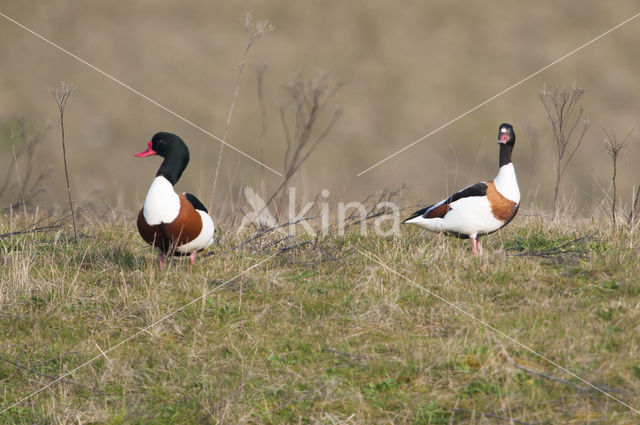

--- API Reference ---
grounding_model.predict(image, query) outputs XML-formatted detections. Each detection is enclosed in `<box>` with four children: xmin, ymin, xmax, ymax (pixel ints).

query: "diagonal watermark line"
<box><xmin>0</xmin><ymin>251</ymin><xmax>279</xmax><ymax>415</ymax></box>
<box><xmin>357</xmin><ymin>248</ymin><xmax>640</xmax><ymax>415</ymax></box>
<box><xmin>0</xmin><ymin>11</ymin><xmax>283</xmax><ymax>177</ymax></box>
<box><xmin>356</xmin><ymin>11</ymin><xmax>640</xmax><ymax>177</ymax></box>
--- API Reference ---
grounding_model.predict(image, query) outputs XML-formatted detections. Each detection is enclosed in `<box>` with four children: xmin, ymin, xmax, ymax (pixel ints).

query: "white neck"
<box><xmin>494</xmin><ymin>163</ymin><xmax>520</xmax><ymax>203</ymax></box>
<box><xmin>143</xmin><ymin>176</ymin><xmax>180</xmax><ymax>225</ymax></box>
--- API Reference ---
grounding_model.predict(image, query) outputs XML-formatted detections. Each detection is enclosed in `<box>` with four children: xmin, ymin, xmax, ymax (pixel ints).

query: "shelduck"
<box><xmin>135</xmin><ymin>132</ymin><xmax>214</xmax><ymax>269</ymax></box>
<box><xmin>403</xmin><ymin>123</ymin><xmax>520</xmax><ymax>255</ymax></box>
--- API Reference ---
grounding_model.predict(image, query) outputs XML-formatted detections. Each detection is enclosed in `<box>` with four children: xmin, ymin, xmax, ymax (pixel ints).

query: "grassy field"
<box><xmin>2</xmin><ymin>2</ymin><xmax>640</xmax><ymax>423</ymax></box>
<box><xmin>1</xmin><ymin>210</ymin><xmax>640</xmax><ymax>424</ymax></box>
<box><xmin>2</xmin><ymin>1</ymin><xmax>640</xmax><ymax>214</ymax></box>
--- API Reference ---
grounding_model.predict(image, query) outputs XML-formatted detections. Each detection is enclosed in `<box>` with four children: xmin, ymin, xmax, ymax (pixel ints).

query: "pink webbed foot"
<box><xmin>158</xmin><ymin>252</ymin><xmax>165</xmax><ymax>270</ymax></box>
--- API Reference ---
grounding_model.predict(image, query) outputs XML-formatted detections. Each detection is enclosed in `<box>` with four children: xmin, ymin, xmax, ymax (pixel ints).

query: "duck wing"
<box><xmin>184</xmin><ymin>193</ymin><xmax>208</xmax><ymax>213</ymax></box>
<box><xmin>404</xmin><ymin>182</ymin><xmax>488</xmax><ymax>221</ymax></box>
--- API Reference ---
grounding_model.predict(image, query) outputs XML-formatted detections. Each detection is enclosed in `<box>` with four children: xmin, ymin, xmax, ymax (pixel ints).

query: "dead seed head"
<box><xmin>602</xmin><ymin>127</ymin><xmax>635</xmax><ymax>157</ymax></box>
<box><xmin>51</xmin><ymin>81</ymin><xmax>76</xmax><ymax>112</ymax></box>
<box><xmin>243</xmin><ymin>11</ymin><xmax>274</xmax><ymax>43</ymax></box>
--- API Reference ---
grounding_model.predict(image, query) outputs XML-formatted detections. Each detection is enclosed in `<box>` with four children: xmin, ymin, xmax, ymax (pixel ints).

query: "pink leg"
<box><xmin>158</xmin><ymin>252</ymin><xmax>165</xmax><ymax>270</ymax></box>
<box><xmin>470</xmin><ymin>237</ymin><xmax>478</xmax><ymax>255</ymax></box>
<box><xmin>189</xmin><ymin>251</ymin><xmax>196</xmax><ymax>272</ymax></box>
<box><xmin>477</xmin><ymin>239</ymin><xmax>483</xmax><ymax>255</ymax></box>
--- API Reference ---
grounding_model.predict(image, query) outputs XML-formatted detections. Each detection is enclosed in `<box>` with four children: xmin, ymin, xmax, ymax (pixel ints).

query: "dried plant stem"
<box><xmin>256</xmin><ymin>62</ymin><xmax>269</xmax><ymax>196</ymax></box>
<box><xmin>602</xmin><ymin>127</ymin><xmax>634</xmax><ymax>228</ymax></box>
<box><xmin>260</xmin><ymin>72</ymin><xmax>343</xmax><ymax>216</ymax></box>
<box><xmin>267</xmin><ymin>109</ymin><xmax>341</xmax><ymax>213</ymax></box>
<box><xmin>204</xmin><ymin>214</ymin><xmax>320</xmax><ymax>257</ymax></box>
<box><xmin>51</xmin><ymin>81</ymin><xmax>77</xmax><ymax>242</ymax></box>
<box><xmin>630</xmin><ymin>185</ymin><xmax>640</xmax><ymax>226</ymax></box>
<box><xmin>209</xmin><ymin>12</ymin><xmax>273</xmax><ymax>213</ymax></box>
<box><xmin>538</xmin><ymin>83</ymin><xmax>590</xmax><ymax>220</ymax></box>
<box><xmin>11</xmin><ymin>144</ymin><xmax>27</xmax><ymax>217</ymax></box>
<box><xmin>611</xmin><ymin>160</ymin><xmax>618</xmax><ymax>227</ymax></box>
<box><xmin>0</xmin><ymin>354</ymin><xmax>99</xmax><ymax>394</ymax></box>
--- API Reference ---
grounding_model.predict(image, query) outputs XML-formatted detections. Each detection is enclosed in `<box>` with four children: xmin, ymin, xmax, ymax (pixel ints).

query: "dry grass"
<box><xmin>1</xmin><ymin>210</ymin><xmax>639</xmax><ymax>424</ymax></box>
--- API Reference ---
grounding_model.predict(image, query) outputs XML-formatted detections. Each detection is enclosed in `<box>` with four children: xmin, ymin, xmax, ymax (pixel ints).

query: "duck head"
<box><xmin>135</xmin><ymin>132</ymin><xmax>190</xmax><ymax>185</ymax></box>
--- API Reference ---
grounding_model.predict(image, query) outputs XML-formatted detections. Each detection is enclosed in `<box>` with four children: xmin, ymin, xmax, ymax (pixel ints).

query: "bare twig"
<box><xmin>631</xmin><ymin>184</ymin><xmax>640</xmax><ymax>226</ymax></box>
<box><xmin>538</xmin><ymin>83</ymin><xmax>590</xmax><ymax>220</ymax></box>
<box><xmin>209</xmin><ymin>12</ymin><xmax>273</xmax><ymax>212</ymax></box>
<box><xmin>0</xmin><ymin>223</ymin><xmax>63</xmax><ymax>239</ymax></box>
<box><xmin>602</xmin><ymin>127</ymin><xmax>634</xmax><ymax>228</ymax></box>
<box><xmin>511</xmin><ymin>234</ymin><xmax>593</xmax><ymax>258</ymax></box>
<box><xmin>255</xmin><ymin>61</ymin><xmax>270</xmax><ymax>194</ymax></box>
<box><xmin>515</xmin><ymin>363</ymin><xmax>589</xmax><ymax>393</ymax></box>
<box><xmin>260</xmin><ymin>72</ymin><xmax>343</xmax><ymax>215</ymax></box>
<box><xmin>514</xmin><ymin>363</ymin><xmax>630</xmax><ymax>396</ymax></box>
<box><xmin>0</xmin><ymin>354</ymin><xmax>102</xmax><ymax>394</ymax></box>
<box><xmin>343</xmin><ymin>186</ymin><xmax>408</xmax><ymax>229</ymax></box>
<box><xmin>0</xmin><ymin>211</ymin><xmax>70</xmax><ymax>241</ymax></box>
<box><xmin>32</xmin><ymin>351</ymin><xmax>81</xmax><ymax>367</ymax></box>
<box><xmin>277</xmin><ymin>240</ymin><xmax>314</xmax><ymax>254</ymax></box>
<box><xmin>203</xmin><ymin>215</ymin><xmax>321</xmax><ymax>257</ymax></box>
<box><xmin>262</xmin><ymin>235</ymin><xmax>294</xmax><ymax>249</ymax></box>
<box><xmin>51</xmin><ymin>81</ymin><xmax>77</xmax><ymax>242</ymax></box>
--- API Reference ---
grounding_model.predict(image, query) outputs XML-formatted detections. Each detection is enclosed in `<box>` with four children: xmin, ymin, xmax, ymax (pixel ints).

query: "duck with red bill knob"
<box><xmin>135</xmin><ymin>132</ymin><xmax>215</xmax><ymax>270</ymax></box>
<box><xmin>403</xmin><ymin>123</ymin><xmax>520</xmax><ymax>255</ymax></box>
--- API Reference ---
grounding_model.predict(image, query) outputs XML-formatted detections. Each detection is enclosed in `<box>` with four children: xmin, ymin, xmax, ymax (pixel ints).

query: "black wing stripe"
<box><xmin>403</xmin><ymin>205</ymin><xmax>431</xmax><ymax>223</ymax></box>
<box><xmin>184</xmin><ymin>193</ymin><xmax>208</xmax><ymax>213</ymax></box>
<box><xmin>403</xmin><ymin>182</ymin><xmax>488</xmax><ymax>223</ymax></box>
<box><xmin>449</xmin><ymin>182</ymin><xmax>488</xmax><ymax>203</ymax></box>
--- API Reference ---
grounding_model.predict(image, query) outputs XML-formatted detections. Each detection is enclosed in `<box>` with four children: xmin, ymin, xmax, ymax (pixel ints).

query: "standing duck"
<box><xmin>403</xmin><ymin>123</ymin><xmax>520</xmax><ymax>255</ymax></box>
<box><xmin>135</xmin><ymin>132</ymin><xmax>214</xmax><ymax>269</ymax></box>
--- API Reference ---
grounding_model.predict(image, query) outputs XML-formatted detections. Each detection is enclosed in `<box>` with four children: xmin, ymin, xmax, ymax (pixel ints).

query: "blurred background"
<box><xmin>1</xmin><ymin>0</ymin><xmax>639</xmax><ymax>221</ymax></box>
